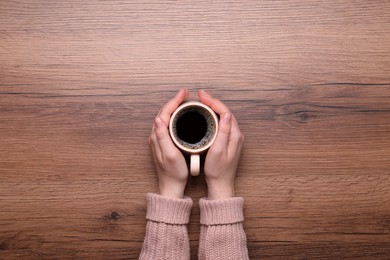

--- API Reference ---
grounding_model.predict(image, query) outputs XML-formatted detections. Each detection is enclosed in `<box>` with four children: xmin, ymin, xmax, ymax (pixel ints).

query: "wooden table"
<box><xmin>1</xmin><ymin>1</ymin><xmax>389</xmax><ymax>259</ymax></box>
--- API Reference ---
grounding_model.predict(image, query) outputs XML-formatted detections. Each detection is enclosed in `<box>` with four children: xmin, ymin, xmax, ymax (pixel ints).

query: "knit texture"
<box><xmin>139</xmin><ymin>193</ymin><xmax>193</xmax><ymax>260</ymax></box>
<box><xmin>140</xmin><ymin>194</ymin><xmax>249</xmax><ymax>260</ymax></box>
<box><xmin>198</xmin><ymin>197</ymin><xmax>249</xmax><ymax>260</ymax></box>
<box><xmin>146</xmin><ymin>193</ymin><xmax>193</xmax><ymax>224</ymax></box>
<box><xmin>199</xmin><ymin>197</ymin><xmax>244</xmax><ymax>225</ymax></box>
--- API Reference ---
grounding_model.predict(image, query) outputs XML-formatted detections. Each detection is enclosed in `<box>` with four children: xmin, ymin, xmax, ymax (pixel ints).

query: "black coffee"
<box><xmin>176</xmin><ymin>111</ymin><xmax>207</xmax><ymax>144</ymax></box>
<box><xmin>171</xmin><ymin>105</ymin><xmax>216</xmax><ymax>150</ymax></box>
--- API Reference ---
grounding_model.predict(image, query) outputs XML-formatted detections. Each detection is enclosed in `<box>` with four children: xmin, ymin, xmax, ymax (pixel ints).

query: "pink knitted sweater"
<box><xmin>139</xmin><ymin>193</ymin><xmax>249</xmax><ymax>259</ymax></box>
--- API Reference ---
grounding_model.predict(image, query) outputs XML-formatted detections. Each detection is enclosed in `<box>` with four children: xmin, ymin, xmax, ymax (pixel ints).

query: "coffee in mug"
<box><xmin>169</xmin><ymin>101</ymin><xmax>219</xmax><ymax>176</ymax></box>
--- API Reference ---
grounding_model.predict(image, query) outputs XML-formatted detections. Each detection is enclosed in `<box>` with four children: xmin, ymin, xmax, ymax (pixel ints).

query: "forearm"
<box><xmin>198</xmin><ymin>197</ymin><xmax>249</xmax><ymax>260</ymax></box>
<box><xmin>140</xmin><ymin>193</ymin><xmax>192</xmax><ymax>260</ymax></box>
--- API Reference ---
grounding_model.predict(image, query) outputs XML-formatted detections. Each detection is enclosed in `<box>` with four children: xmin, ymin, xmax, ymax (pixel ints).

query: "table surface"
<box><xmin>1</xmin><ymin>1</ymin><xmax>390</xmax><ymax>259</ymax></box>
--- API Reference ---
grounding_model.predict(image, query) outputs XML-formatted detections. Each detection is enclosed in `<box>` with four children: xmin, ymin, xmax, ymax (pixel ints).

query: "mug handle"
<box><xmin>190</xmin><ymin>154</ymin><xmax>200</xmax><ymax>176</ymax></box>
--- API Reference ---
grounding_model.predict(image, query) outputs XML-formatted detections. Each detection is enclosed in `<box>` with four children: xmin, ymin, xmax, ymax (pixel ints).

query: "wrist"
<box><xmin>159</xmin><ymin>180</ymin><xmax>186</xmax><ymax>199</ymax></box>
<box><xmin>206</xmin><ymin>179</ymin><xmax>235</xmax><ymax>200</ymax></box>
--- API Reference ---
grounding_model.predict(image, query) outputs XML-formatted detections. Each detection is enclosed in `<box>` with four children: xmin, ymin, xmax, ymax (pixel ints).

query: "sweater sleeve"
<box><xmin>198</xmin><ymin>197</ymin><xmax>249</xmax><ymax>260</ymax></box>
<box><xmin>139</xmin><ymin>193</ymin><xmax>193</xmax><ymax>260</ymax></box>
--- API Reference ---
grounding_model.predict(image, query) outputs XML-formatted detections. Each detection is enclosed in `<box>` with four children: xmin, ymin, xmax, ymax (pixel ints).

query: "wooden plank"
<box><xmin>1</xmin><ymin>0</ymin><xmax>389</xmax><ymax>259</ymax></box>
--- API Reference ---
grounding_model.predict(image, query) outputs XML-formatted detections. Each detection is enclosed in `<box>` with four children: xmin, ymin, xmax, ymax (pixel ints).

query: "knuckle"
<box><xmin>156</xmin><ymin>156</ymin><xmax>164</xmax><ymax>165</ymax></box>
<box><xmin>240</xmin><ymin>133</ymin><xmax>245</xmax><ymax>143</ymax></box>
<box><xmin>153</xmin><ymin>125</ymin><xmax>162</xmax><ymax>135</ymax></box>
<box><xmin>150</xmin><ymin>133</ymin><xmax>157</xmax><ymax>143</ymax></box>
<box><xmin>155</xmin><ymin>129</ymin><xmax>165</xmax><ymax>140</ymax></box>
<box><xmin>164</xmin><ymin>150</ymin><xmax>179</xmax><ymax>162</ymax></box>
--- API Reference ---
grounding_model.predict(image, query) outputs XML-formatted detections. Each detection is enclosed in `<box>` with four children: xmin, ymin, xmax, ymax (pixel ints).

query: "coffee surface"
<box><xmin>172</xmin><ymin>106</ymin><xmax>216</xmax><ymax>150</ymax></box>
<box><xmin>176</xmin><ymin>111</ymin><xmax>207</xmax><ymax>144</ymax></box>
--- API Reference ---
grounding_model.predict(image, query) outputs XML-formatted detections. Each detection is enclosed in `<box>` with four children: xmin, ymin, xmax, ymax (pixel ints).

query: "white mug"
<box><xmin>169</xmin><ymin>101</ymin><xmax>219</xmax><ymax>176</ymax></box>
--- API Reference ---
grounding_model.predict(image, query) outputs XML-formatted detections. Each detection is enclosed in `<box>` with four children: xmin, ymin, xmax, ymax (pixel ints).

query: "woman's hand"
<box><xmin>149</xmin><ymin>89</ymin><xmax>189</xmax><ymax>199</ymax></box>
<box><xmin>198</xmin><ymin>90</ymin><xmax>244</xmax><ymax>200</ymax></box>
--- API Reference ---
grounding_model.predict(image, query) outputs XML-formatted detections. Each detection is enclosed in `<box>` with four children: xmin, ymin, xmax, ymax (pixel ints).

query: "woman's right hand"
<box><xmin>149</xmin><ymin>89</ymin><xmax>189</xmax><ymax>199</ymax></box>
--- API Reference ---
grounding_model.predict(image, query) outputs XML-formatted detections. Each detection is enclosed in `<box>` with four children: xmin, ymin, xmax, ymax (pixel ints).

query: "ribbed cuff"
<box><xmin>199</xmin><ymin>197</ymin><xmax>244</xmax><ymax>225</ymax></box>
<box><xmin>146</xmin><ymin>193</ymin><xmax>193</xmax><ymax>225</ymax></box>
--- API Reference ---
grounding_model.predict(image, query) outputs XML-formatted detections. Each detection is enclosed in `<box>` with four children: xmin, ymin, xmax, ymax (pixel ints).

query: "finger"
<box><xmin>149</xmin><ymin>120</ymin><xmax>156</xmax><ymax>149</ymax></box>
<box><xmin>198</xmin><ymin>90</ymin><xmax>230</xmax><ymax>115</ymax></box>
<box><xmin>149</xmin><ymin>135</ymin><xmax>159</xmax><ymax>165</ymax></box>
<box><xmin>158</xmin><ymin>88</ymin><xmax>188</xmax><ymax>125</ymax></box>
<box><xmin>154</xmin><ymin>117</ymin><xmax>180</xmax><ymax>161</ymax></box>
<box><xmin>228</xmin><ymin>115</ymin><xmax>244</xmax><ymax>155</ymax></box>
<box><xmin>209</xmin><ymin>112</ymin><xmax>232</xmax><ymax>156</ymax></box>
<box><xmin>150</xmin><ymin>124</ymin><xmax>162</xmax><ymax>162</ymax></box>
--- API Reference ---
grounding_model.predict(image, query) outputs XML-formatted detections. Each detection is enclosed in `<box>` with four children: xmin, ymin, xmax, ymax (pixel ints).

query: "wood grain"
<box><xmin>1</xmin><ymin>0</ymin><xmax>390</xmax><ymax>259</ymax></box>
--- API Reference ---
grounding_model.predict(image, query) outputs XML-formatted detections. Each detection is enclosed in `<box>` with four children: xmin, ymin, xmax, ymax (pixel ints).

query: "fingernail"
<box><xmin>223</xmin><ymin>112</ymin><xmax>231</xmax><ymax>123</ymax></box>
<box><xmin>183</xmin><ymin>88</ymin><xmax>189</xmax><ymax>98</ymax></box>
<box><xmin>155</xmin><ymin>117</ymin><xmax>164</xmax><ymax>128</ymax></box>
<box><xmin>200</xmin><ymin>90</ymin><xmax>210</xmax><ymax>96</ymax></box>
